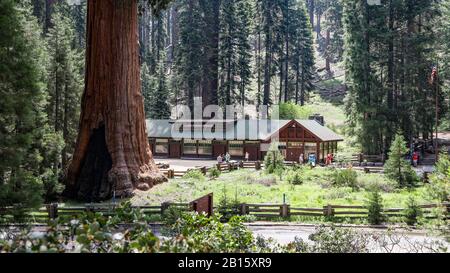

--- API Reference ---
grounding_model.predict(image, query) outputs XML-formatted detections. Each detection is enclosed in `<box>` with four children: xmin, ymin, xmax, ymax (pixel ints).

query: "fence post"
<box><xmin>161</xmin><ymin>202</ymin><xmax>171</xmax><ymax>216</ymax></box>
<box><xmin>168</xmin><ymin>169</ymin><xmax>174</xmax><ymax>179</ymax></box>
<box><xmin>85</xmin><ymin>204</ymin><xmax>93</xmax><ymax>213</ymax></box>
<box><xmin>323</xmin><ymin>204</ymin><xmax>334</xmax><ymax>217</ymax></box>
<box><xmin>240</xmin><ymin>204</ymin><xmax>249</xmax><ymax>215</ymax></box>
<box><xmin>281</xmin><ymin>204</ymin><xmax>290</xmax><ymax>218</ymax></box>
<box><xmin>46</xmin><ymin>203</ymin><xmax>58</xmax><ymax>220</ymax></box>
<box><xmin>255</xmin><ymin>161</ymin><xmax>261</xmax><ymax>170</ymax></box>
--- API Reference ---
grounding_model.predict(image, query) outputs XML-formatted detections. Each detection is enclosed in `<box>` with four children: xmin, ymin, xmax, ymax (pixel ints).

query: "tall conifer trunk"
<box><xmin>66</xmin><ymin>0</ymin><xmax>166</xmax><ymax>201</ymax></box>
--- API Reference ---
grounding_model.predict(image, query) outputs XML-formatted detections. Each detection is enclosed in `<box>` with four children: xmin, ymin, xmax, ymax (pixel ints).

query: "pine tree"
<box><xmin>142</xmin><ymin>63</ymin><xmax>155</xmax><ymax>119</ymax></box>
<box><xmin>260</xmin><ymin>0</ymin><xmax>275</xmax><ymax>106</ymax></box>
<box><xmin>199</xmin><ymin>0</ymin><xmax>221</xmax><ymax>107</ymax></box>
<box><xmin>46</xmin><ymin>3</ymin><xmax>83</xmax><ymax>168</ymax></box>
<box><xmin>142</xmin><ymin>62</ymin><xmax>171</xmax><ymax>119</ymax></box>
<box><xmin>0</xmin><ymin>0</ymin><xmax>61</xmax><ymax>208</ymax></box>
<box><xmin>219</xmin><ymin>0</ymin><xmax>238</xmax><ymax>106</ymax></box>
<box><xmin>343</xmin><ymin>0</ymin><xmax>443</xmax><ymax>155</ymax></box>
<box><xmin>290</xmin><ymin>2</ymin><xmax>315</xmax><ymax>105</ymax></box>
<box><xmin>175</xmin><ymin>0</ymin><xmax>205</xmax><ymax>110</ymax></box>
<box><xmin>366</xmin><ymin>190</ymin><xmax>384</xmax><ymax>225</ymax></box>
<box><xmin>218</xmin><ymin>0</ymin><xmax>253</xmax><ymax>106</ymax></box>
<box><xmin>69</xmin><ymin>1</ymin><xmax>87</xmax><ymax>49</ymax></box>
<box><xmin>323</xmin><ymin>0</ymin><xmax>344</xmax><ymax>68</ymax></box>
<box><xmin>384</xmin><ymin>132</ymin><xmax>417</xmax><ymax>188</ymax></box>
<box><xmin>235</xmin><ymin>0</ymin><xmax>253</xmax><ymax>106</ymax></box>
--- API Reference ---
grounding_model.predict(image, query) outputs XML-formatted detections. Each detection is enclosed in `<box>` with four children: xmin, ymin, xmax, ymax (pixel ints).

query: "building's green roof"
<box><xmin>295</xmin><ymin>120</ymin><xmax>344</xmax><ymax>142</ymax></box>
<box><xmin>146</xmin><ymin>119</ymin><xmax>343</xmax><ymax>142</ymax></box>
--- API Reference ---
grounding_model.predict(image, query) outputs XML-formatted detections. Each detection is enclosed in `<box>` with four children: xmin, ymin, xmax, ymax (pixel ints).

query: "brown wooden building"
<box><xmin>147</xmin><ymin>119</ymin><xmax>343</xmax><ymax>163</ymax></box>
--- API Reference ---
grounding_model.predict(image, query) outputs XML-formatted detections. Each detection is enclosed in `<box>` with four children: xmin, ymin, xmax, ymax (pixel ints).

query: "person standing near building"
<box><xmin>412</xmin><ymin>151</ymin><xmax>419</xmax><ymax>167</ymax></box>
<box><xmin>326</xmin><ymin>153</ymin><xmax>333</xmax><ymax>165</ymax></box>
<box><xmin>245</xmin><ymin>152</ymin><xmax>250</xmax><ymax>162</ymax></box>
<box><xmin>299</xmin><ymin>154</ymin><xmax>304</xmax><ymax>165</ymax></box>
<box><xmin>225</xmin><ymin>152</ymin><xmax>231</xmax><ymax>163</ymax></box>
<box><xmin>217</xmin><ymin>154</ymin><xmax>223</xmax><ymax>164</ymax></box>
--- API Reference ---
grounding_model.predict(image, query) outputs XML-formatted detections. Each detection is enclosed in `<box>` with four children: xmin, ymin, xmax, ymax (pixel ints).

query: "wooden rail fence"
<box><xmin>159</xmin><ymin>160</ymin><xmax>383</xmax><ymax>179</ymax></box>
<box><xmin>240</xmin><ymin>202</ymin><xmax>450</xmax><ymax>219</ymax></box>
<box><xmin>2</xmin><ymin>202</ymin><xmax>447</xmax><ymax>224</ymax></box>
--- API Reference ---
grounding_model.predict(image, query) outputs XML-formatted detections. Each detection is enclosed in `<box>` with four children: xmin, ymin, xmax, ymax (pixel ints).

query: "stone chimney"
<box><xmin>309</xmin><ymin>114</ymin><xmax>325</xmax><ymax>126</ymax></box>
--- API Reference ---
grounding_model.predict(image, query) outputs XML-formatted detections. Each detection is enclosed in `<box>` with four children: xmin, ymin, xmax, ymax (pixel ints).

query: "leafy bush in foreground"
<box><xmin>332</xmin><ymin>168</ymin><xmax>358</xmax><ymax>190</ymax></box>
<box><xmin>1</xmin><ymin>203</ymin><xmax>447</xmax><ymax>253</ymax></box>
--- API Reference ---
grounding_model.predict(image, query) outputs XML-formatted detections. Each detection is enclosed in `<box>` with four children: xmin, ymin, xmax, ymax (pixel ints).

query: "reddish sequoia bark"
<box><xmin>66</xmin><ymin>0</ymin><xmax>167</xmax><ymax>201</ymax></box>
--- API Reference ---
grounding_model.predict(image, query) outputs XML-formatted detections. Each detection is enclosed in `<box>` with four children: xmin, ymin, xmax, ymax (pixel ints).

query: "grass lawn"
<box><xmin>131</xmin><ymin>167</ymin><xmax>433</xmax><ymax>209</ymax></box>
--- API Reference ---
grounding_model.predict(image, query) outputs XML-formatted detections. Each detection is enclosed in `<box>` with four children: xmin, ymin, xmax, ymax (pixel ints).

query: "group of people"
<box><xmin>217</xmin><ymin>152</ymin><xmax>250</xmax><ymax>164</ymax></box>
<box><xmin>298</xmin><ymin>153</ymin><xmax>334</xmax><ymax>166</ymax></box>
<box><xmin>217</xmin><ymin>153</ymin><xmax>230</xmax><ymax>164</ymax></box>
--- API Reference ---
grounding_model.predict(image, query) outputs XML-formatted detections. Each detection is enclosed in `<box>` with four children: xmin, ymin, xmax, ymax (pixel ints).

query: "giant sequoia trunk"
<box><xmin>66</xmin><ymin>0</ymin><xmax>167</xmax><ymax>201</ymax></box>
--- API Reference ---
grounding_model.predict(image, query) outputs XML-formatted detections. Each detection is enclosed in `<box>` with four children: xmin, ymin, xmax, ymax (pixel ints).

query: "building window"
<box><xmin>304</xmin><ymin>142</ymin><xmax>317</xmax><ymax>157</ymax></box>
<box><xmin>277</xmin><ymin>142</ymin><xmax>287</xmax><ymax>158</ymax></box>
<box><xmin>288</xmin><ymin>142</ymin><xmax>302</xmax><ymax>148</ymax></box>
<box><xmin>198</xmin><ymin>140</ymin><xmax>212</xmax><ymax>155</ymax></box>
<box><xmin>229</xmin><ymin>141</ymin><xmax>244</xmax><ymax>156</ymax></box>
<box><xmin>155</xmin><ymin>139</ymin><xmax>169</xmax><ymax>154</ymax></box>
<box><xmin>183</xmin><ymin>139</ymin><xmax>197</xmax><ymax>155</ymax></box>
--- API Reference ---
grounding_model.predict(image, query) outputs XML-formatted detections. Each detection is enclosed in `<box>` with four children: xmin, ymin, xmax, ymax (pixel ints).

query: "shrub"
<box><xmin>384</xmin><ymin>132</ymin><xmax>418</xmax><ymax>188</ymax></box>
<box><xmin>427</xmin><ymin>153</ymin><xmax>450</xmax><ymax>202</ymax></box>
<box><xmin>41</xmin><ymin>169</ymin><xmax>65</xmax><ymax>202</ymax></box>
<box><xmin>208</xmin><ymin>167</ymin><xmax>221</xmax><ymax>180</ymax></box>
<box><xmin>306</xmin><ymin>225</ymin><xmax>370</xmax><ymax>253</ymax></box>
<box><xmin>274</xmin><ymin>102</ymin><xmax>313</xmax><ymax>120</ymax></box>
<box><xmin>162</xmin><ymin>205</ymin><xmax>186</xmax><ymax>232</ymax></box>
<box><xmin>161</xmin><ymin>213</ymin><xmax>256</xmax><ymax>253</ymax></box>
<box><xmin>332</xmin><ymin>168</ymin><xmax>358</xmax><ymax>190</ymax></box>
<box><xmin>404</xmin><ymin>196</ymin><xmax>422</xmax><ymax>226</ymax></box>
<box><xmin>183</xmin><ymin>169</ymin><xmax>205</xmax><ymax>181</ymax></box>
<box><xmin>333</xmin><ymin>152</ymin><xmax>352</xmax><ymax>167</ymax></box>
<box><xmin>366</xmin><ymin>190</ymin><xmax>385</xmax><ymax>225</ymax></box>
<box><xmin>286</xmin><ymin>170</ymin><xmax>303</xmax><ymax>185</ymax></box>
<box><xmin>323</xmin><ymin>187</ymin><xmax>352</xmax><ymax>200</ymax></box>
<box><xmin>216</xmin><ymin>185</ymin><xmax>241</xmax><ymax>222</ymax></box>
<box><xmin>0</xmin><ymin>171</ymin><xmax>44</xmax><ymax>221</ymax></box>
<box><xmin>357</xmin><ymin>174</ymin><xmax>397</xmax><ymax>193</ymax></box>
<box><xmin>264</xmin><ymin>143</ymin><xmax>285</xmax><ymax>174</ymax></box>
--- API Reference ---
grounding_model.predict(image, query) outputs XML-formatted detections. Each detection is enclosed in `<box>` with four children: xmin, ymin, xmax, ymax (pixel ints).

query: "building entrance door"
<box><xmin>244</xmin><ymin>146</ymin><xmax>259</xmax><ymax>161</ymax></box>
<box><xmin>169</xmin><ymin>142</ymin><xmax>181</xmax><ymax>158</ymax></box>
<box><xmin>287</xmin><ymin>148</ymin><xmax>303</xmax><ymax>162</ymax></box>
<box><xmin>213</xmin><ymin>143</ymin><xmax>226</xmax><ymax>158</ymax></box>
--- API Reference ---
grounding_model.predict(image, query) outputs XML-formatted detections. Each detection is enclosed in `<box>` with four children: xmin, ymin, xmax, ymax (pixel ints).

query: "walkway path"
<box><xmin>246</xmin><ymin>223</ymin><xmax>449</xmax><ymax>253</ymax></box>
<box><xmin>155</xmin><ymin>158</ymin><xmax>218</xmax><ymax>171</ymax></box>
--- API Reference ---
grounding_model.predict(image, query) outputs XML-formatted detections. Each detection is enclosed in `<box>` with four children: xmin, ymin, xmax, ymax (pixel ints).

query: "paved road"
<box><xmin>2</xmin><ymin>223</ymin><xmax>447</xmax><ymax>253</ymax></box>
<box><xmin>246</xmin><ymin>224</ymin><xmax>449</xmax><ymax>253</ymax></box>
